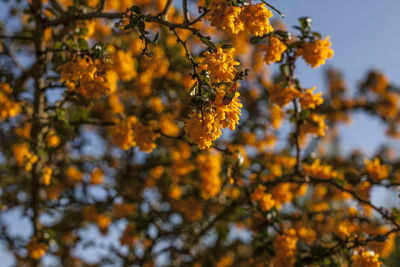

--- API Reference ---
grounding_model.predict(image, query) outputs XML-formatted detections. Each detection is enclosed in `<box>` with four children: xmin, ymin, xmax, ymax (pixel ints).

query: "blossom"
<box><xmin>201</xmin><ymin>48</ymin><xmax>240</xmax><ymax>83</ymax></box>
<box><xmin>42</xmin><ymin>166</ymin><xmax>52</xmax><ymax>186</ymax></box>
<box><xmin>363</xmin><ymin>158</ymin><xmax>389</xmax><ymax>181</ymax></box>
<box><xmin>272</xmin><ymin>228</ymin><xmax>298</xmax><ymax>267</ymax></box>
<box><xmin>133</xmin><ymin>120</ymin><xmax>159</xmax><ymax>153</ymax></box>
<box><xmin>0</xmin><ymin>83</ymin><xmax>21</xmax><ymax>121</ymax></box>
<box><xmin>303</xmin><ymin>159</ymin><xmax>337</xmax><ymax>179</ymax></box>
<box><xmin>299</xmin><ymin>87</ymin><xmax>324</xmax><ymax>110</ymax></box>
<box><xmin>267</xmin><ymin>85</ymin><xmax>300</xmax><ymax>107</ymax></box>
<box><xmin>241</xmin><ymin>3</ymin><xmax>273</xmax><ymax>36</ymax></box>
<box><xmin>184</xmin><ymin>111</ymin><xmax>222</xmax><ymax>149</ymax></box>
<box><xmin>12</xmin><ymin>142</ymin><xmax>38</xmax><ymax>171</ymax></box>
<box><xmin>197</xmin><ymin>152</ymin><xmax>222</xmax><ymax>199</ymax></box>
<box><xmin>90</xmin><ymin>167</ymin><xmax>104</xmax><ymax>184</ymax></box>
<box><xmin>214</xmin><ymin>87</ymin><xmax>242</xmax><ymax>130</ymax></box>
<box><xmin>302</xmin><ymin>114</ymin><xmax>327</xmax><ymax>136</ymax></box>
<box><xmin>260</xmin><ymin>37</ymin><xmax>287</xmax><ymax>64</ymax></box>
<box><xmin>298</xmin><ymin>36</ymin><xmax>334</xmax><ymax>68</ymax></box>
<box><xmin>351</xmin><ymin>251</ymin><xmax>382</xmax><ymax>267</ymax></box>
<box><xmin>26</xmin><ymin>238</ymin><xmax>47</xmax><ymax>260</ymax></box>
<box><xmin>208</xmin><ymin>0</ymin><xmax>244</xmax><ymax>35</ymax></box>
<box><xmin>251</xmin><ymin>185</ymin><xmax>276</xmax><ymax>211</ymax></box>
<box><xmin>110</xmin><ymin>117</ymin><xmax>137</xmax><ymax>150</ymax></box>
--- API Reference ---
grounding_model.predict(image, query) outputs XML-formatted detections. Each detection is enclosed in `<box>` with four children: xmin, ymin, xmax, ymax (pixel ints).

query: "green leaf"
<box><xmin>221</xmin><ymin>44</ymin><xmax>234</xmax><ymax>49</ymax></box>
<box><xmin>311</xmin><ymin>31</ymin><xmax>322</xmax><ymax>39</ymax></box>
<box><xmin>299</xmin><ymin>17</ymin><xmax>312</xmax><ymax>29</ymax></box>
<box><xmin>273</xmin><ymin>30</ymin><xmax>290</xmax><ymax>40</ymax></box>
<box><xmin>77</xmin><ymin>38</ymin><xmax>89</xmax><ymax>50</ymax></box>
<box><xmin>54</xmin><ymin>41</ymin><xmax>62</xmax><ymax>50</ymax></box>
<box><xmin>280</xmin><ymin>64</ymin><xmax>290</xmax><ymax>77</ymax></box>
<box><xmin>250</xmin><ymin>35</ymin><xmax>266</xmax><ymax>44</ymax></box>
<box><xmin>199</xmin><ymin>36</ymin><xmax>216</xmax><ymax>49</ymax></box>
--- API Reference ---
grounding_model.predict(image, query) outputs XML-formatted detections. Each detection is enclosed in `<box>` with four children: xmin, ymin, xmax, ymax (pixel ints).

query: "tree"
<box><xmin>0</xmin><ymin>0</ymin><xmax>398</xmax><ymax>266</ymax></box>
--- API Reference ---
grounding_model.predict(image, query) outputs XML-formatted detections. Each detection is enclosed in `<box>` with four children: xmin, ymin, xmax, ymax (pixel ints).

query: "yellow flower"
<box><xmin>267</xmin><ymin>85</ymin><xmax>301</xmax><ymax>107</ymax></box>
<box><xmin>108</xmin><ymin>94</ymin><xmax>124</xmax><ymax>114</ymax></box>
<box><xmin>197</xmin><ymin>152</ymin><xmax>222</xmax><ymax>199</ymax></box>
<box><xmin>241</xmin><ymin>3</ymin><xmax>273</xmax><ymax>37</ymax></box>
<box><xmin>303</xmin><ymin>159</ymin><xmax>337</xmax><ymax>180</ymax></box>
<box><xmin>302</xmin><ymin>114</ymin><xmax>327</xmax><ymax>137</ymax></box>
<box><xmin>0</xmin><ymin>83</ymin><xmax>21</xmax><ymax>121</ymax></box>
<box><xmin>160</xmin><ymin>115</ymin><xmax>180</xmax><ymax>137</ymax></box>
<box><xmin>214</xmin><ymin>87</ymin><xmax>242</xmax><ymax>130</ymax></box>
<box><xmin>169</xmin><ymin>184</ymin><xmax>182</xmax><ymax>200</ymax></box>
<box><xmin>363</xmin><ymin>158</ymin><xmax>389</xmax><ymax>181</ymax></box>
<box><xmin>41</xmin><ymin>166</ymin><xmax>52</xmax><ymax>186</ymax></box>
<box><xmin>110</xmin><ymin>117</ymin><xmax>137</xmax><ymax>150</ymax></box>
<box><xmin>90</xmin><ymin>167</ymin><xmax>104</xmax><ymax>184</ymax></box>
<box><xmin>208</xmin><ymin>0</ymin><xmax>244</xmax><ymax>35</ymax></box>
<box><xmin>133</xmin><ymin>121</ymin><xmax>159</xmax><ymax>153</ymax></box>
<box><xmin>66</xmin><ymin>166</ymin><xmax>83</xmax><ymax>184</ymax></box>
<box><xmin>113</xmin><ymin>50</ymin><xmax>137</xmax><ymax>82</ymax></box>
<box><xmin>97</xmin><ymin>214</ymin><xmax>111</xmax><ymax>234</ymax></box>
<box><xmin>299</xmin><ymin>87</ymin><xmax>324</xmax><ymax>110</ymax></box>
<box><xmin>201</xmin><ymin>48</ymin><xmax>240</xmax><ymax>83</ymax></box>
<box><xmin>26</xmin><ymin>238</ymin><xmax>47</xmax><ymax>260</ymax></box>
<box><xmin>273</xmin><ymin>228</ymin><xmax>298</xmax><ymax>267</ymax></box>
<box><xmin>184</xmin><ymin>111</ymin><xmax>222</xmax><ymax>149</ymax></box>
<box><xmin>298</xmin><ymin>36</ymin><xmax>334</xmax><ymax>68</ymax></box>
<box><xmin>46</xmin><ymin>132</ymin><xmax>61</xmax><ymax>148</ymax></box>
<box><xmin>260</xmin><ymin>37</ymin><xmax>287</xmax><ymax>64</ymax></box>
<box><xmin>251</xmin><ymin>185</ymin><xmax>276</xmax><ymax>211</ymax></box>
<box><xmin>351</xmin><ymin>251</ymin><xmax>382</xmax><ymax>267</ymax></box>
<box><xmin>12</xmin><ymin>142</ymin><xmax>38</xmax><ymax>171</ymax></box>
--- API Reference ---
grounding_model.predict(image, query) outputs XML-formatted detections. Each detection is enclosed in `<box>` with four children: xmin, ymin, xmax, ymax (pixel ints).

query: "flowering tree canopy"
<box><xmin>0</xmin><ymin>0</ymin><xmax>400</xmax><ymax>266</ymax></box>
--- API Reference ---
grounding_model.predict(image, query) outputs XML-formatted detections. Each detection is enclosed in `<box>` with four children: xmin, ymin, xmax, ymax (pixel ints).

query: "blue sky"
<box><xmin>270</xmin><ymin>0</ymin><xmax>400</xmax><ymax>155</ymax></box>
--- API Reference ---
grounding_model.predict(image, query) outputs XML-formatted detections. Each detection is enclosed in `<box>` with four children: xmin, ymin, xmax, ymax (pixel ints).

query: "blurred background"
<box><xmin>2</xmin><ymin>0</ymin><xmax>400</xmax><ymax>265</ymax></box>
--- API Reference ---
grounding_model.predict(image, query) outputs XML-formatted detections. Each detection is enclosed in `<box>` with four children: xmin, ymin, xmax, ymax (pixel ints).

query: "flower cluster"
<box><xmin>197</xmin><ymin>152</ymin><xmax>222</xmax><ymax>199</ymax></box>
<box><xmin>363</xmin><ymin>158</ymin><xmax>389</xmax><ymax>181</ymax></box>
<box><xmin>0</xmin><ymin>83</ymin><xmax>21</xmax><ymax>121</ymax></box>
<box><xmin>59</xmin><ymin>56</ymin><xmax>114</xmax><ymax>99</ymax></box>
<box><xmin>351</xmin><ymin>250</ymin><xmax>382</xmax><ymax>267</ymax></box>
<box><xmin>208</xmin><ymin>2</ymin><xmax>273</xmax><ymax>36</ymax></box>
<box><xmin>260</xmin><ymin>37</ymin><xmax>287</xmax><ymax>65</ymax></box>
<box><xmin>184</xmin><ymin>111</ymin><xmax>222</xmax><ymax>149</ymax></box>
<box><xmin>110</xmin><ymin>117</ymin><xmax>159</xmax><ymax>152</ymax></box>
<box><xmin>272</xmin><ymin>228</ymin><xmax>298</xmax><ymax>267</ymax></box>
<box><xmin>185</xmin><ymin>88</ymin><xmax>242</xmax><ymax>149</ymax></box>
<box><xmin>12</xmin><ymin>142</ymin><xmax>38</xmax><ymax>171</ymax></box>
<box><xmin>251</xmin><ymin>184</ymin><xmax>275</xmax><ymax>211</ymax></box>
<box><xmin>201</xmin><ymin>48</ymin><xmax>240</xmax><ymax>83</ymax></box>
<box><xmin>298</xmin><ymin>36</ymin><xmax>334</xmax><ymax>68</ymax></box>
<box><xmin>303</xmin><ymin>159</ymin><xmax>338</xmax><ymax>180</ymax></box>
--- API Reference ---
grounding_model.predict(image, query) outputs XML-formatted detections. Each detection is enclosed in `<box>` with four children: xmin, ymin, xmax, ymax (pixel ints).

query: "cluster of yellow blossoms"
<box><xmin>363</xmin><ymin>158</ymin><xmax>389</xmax><ymax>181</ymax></box>
<box><xmin>251</xmin><ymin>184</ymin><xmax>275</xmax><ymax>211</ymax></box>
<box><xmin>272</xmin><ymin>228</ymin><xmax>298</xmax><ymax>267</ymax></box>
<box><xmin>12</xmin><ymin>142</ymin><xmax>38</xmax><ymax>171</ymax></box>
<box><xmin>298</xmin><ymin>36</ymin><xmax>334</xmax><ymax>68</ymax></box>
<box><xmin>26</xmin><ymin>238</ymin><xmax>47</xmax><ymax>260</ymax></box>
<box><xmin>185</xmin><ymin>90</ymin><xmax>242</xmax><ymax>149</ymax></box>
<box><xmin>260</xmin><ymin>37</ymin><xmax>287</xmax><ymax>65</ymax></box>
<box><xmin>303</xmin><ymin>159</ymin><xmax>339</xmax><ymax>180</ymax></box>
<box><xmin>59</xmin><ymin>56</ymin><xmax>113</xmax><ymax>99</ymax></box>
<box><xmin>208</xmin><ymin>2</ymin><xmax>273</xmax><ymax>36</ymax></box>
<box><xmin>0</xmin><ymin>83</ymin><xmax>21</xmax><ymax>121</ymax></box>
<box><xmin>110</xmin><ymin>116</ymin><xmax>159</xmax><ymax>153</ymax></box>
<box><xmin>351</xmin><ymin>250</ymin><xmax>382</xmax><ymax>267</ymax></box>
<box><xmin>197</xmin><ymin>152</ymin><xmax>222</xmax><ymax>199</ymax></box>
<box><xmin>201</xmin><ymin>48</ymin><xmax>240</xmax><ymax>83</ymax></box>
